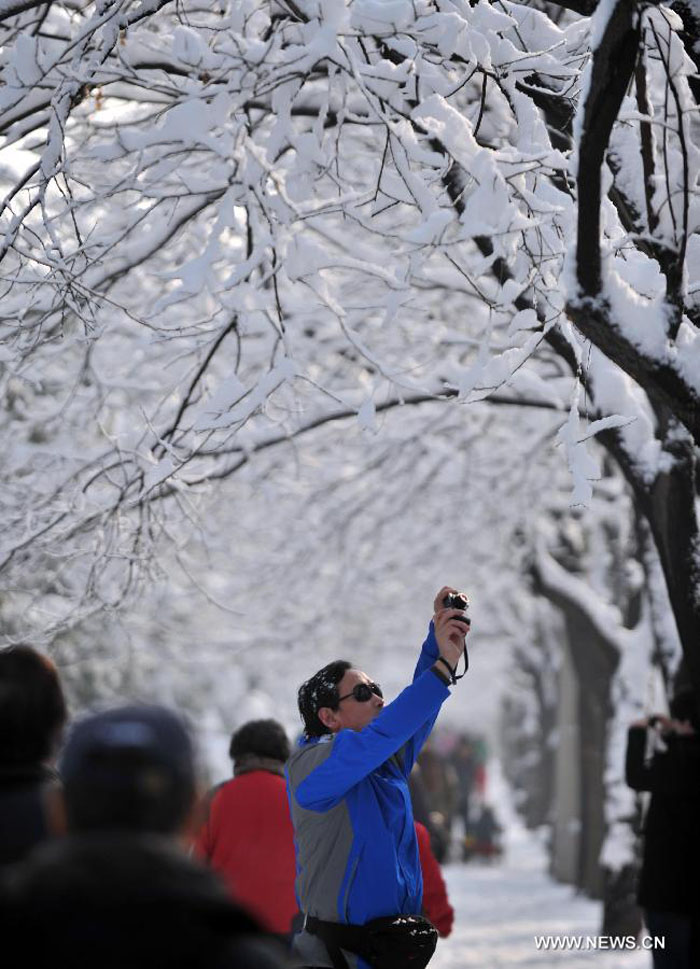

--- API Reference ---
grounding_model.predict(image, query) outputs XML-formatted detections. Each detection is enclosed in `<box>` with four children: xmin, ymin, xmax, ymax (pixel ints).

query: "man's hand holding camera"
<box><xmin>433</xmin><ymin>585</ymin><xmax>470</xmax><ymax>679</ymax></box>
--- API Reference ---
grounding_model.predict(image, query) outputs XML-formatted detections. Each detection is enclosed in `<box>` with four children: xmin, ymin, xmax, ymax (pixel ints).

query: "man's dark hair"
<box><xmin>297</xmin><ymin>660</ymin><xmax>352</xmax><ymax>739</ymax></box>
<box><xmin>0</xmin><ymin>645</ymin><xmax>67</xmax><ymax>765</ymax></box>
<box><xmin>60</xmin><ymin>705</ymin><xmax>196</xmax><ymax>836</ymax></box>
<box><xmin>228</xmin><ymin>719</ymin><xmax>290</xmax><ymax>763</ymax></box>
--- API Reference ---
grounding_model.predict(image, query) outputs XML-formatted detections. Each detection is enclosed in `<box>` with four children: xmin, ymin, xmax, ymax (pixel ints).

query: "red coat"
<box><xmin>415</xmin><ymin>820</ymin><xmax>454</xmax><ymax>938</ymax></box>
<box><xmin>194</xmin><ymin>770</ymin><xmax>298</xmax><ymax>935</ymax></box>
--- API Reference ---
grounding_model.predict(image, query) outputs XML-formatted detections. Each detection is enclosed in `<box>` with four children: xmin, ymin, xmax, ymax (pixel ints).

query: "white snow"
<box><xmin>192</xmin><ymin>357</ymin><xmax>297</xmax><ymax>431</ymax></box>
<box><xmin>432</xmin><ymin>765</ymin><xmax>651</xmax><ymax>969</ymax></box>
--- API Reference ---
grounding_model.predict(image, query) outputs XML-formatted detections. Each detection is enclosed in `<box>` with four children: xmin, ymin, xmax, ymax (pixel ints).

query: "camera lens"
<box><xmin>443</xmin><ymin>593</ymin><xmax>469</xmax><ymax>611</ymax></box>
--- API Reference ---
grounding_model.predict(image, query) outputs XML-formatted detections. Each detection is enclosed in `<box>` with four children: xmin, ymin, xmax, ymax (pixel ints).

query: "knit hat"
<box><xmin>60</xmin><ymin>705</ymin><xmax>196</xmax><ymax>834</ymax></box>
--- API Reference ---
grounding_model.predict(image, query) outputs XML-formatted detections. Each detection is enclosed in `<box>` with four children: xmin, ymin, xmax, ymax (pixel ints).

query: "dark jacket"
<box><xmin>625</xmin><ymin>725</ymin><xmax>700</xmax><ymax>914</ymax></box>
<box><xmin>1</xmin><ymin>833</ymin><xmax>289</xmax><ymax>969</ymax></box>
<box><xmin>0</xmin><ymin>763</ymin><xmax>60</xmax><ymax>866</ymax></box>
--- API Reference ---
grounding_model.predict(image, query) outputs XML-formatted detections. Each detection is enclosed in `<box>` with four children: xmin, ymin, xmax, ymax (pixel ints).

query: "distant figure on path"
<box><xmin>451</xmin><ymin>735</ymin><xmax>477</xmax><ymax>834</ymax></box>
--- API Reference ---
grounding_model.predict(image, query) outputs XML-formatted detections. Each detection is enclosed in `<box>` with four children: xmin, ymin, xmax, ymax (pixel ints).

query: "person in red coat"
<box><xmin>195</xmin><ymin>719</ymin><xmax>299</xmax><ymax>940</ymax></box>
<box><xmin>415</xmin><ymin>820</ymin><xmax>454</xmax><ymax>938</ymax></box>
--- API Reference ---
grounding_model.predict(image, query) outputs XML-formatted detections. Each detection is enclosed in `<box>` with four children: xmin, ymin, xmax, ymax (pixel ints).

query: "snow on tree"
<box><xmin>1</xmin><ymin>0</ymin><xmax>697</xmax><ymax>681</ymax></box>
<box><xmin>1</xmin><ymin>0</ymin><xmax>699</xmax><ymax>928</ymax></box>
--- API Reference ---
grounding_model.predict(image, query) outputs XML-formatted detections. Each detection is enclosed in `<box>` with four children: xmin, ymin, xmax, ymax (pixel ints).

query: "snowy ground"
<box><xmin>431</xmin><ymin>767</ymin><xmax>652</xmax><ymax>969</ymax></box>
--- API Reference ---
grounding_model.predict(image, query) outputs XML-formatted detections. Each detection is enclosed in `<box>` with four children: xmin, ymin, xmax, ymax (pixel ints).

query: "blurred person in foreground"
<box><xmin>2</xmin><ymin>704</ymin><xmax>288</xmax><ymax>969</ymax></box>
<box><xmin>625</xmin><ymin>687</ymin><xmax>700</xmax><ymax>969</ymax></box>
<box><xmin>286</xmin><ymin>586</ymin><xmax>470</xmax><ymax>969</ymax></box>
<box><xmin>195</xmin><ymin>719</ymin><xmax>299</xmax><ymax>941</ymax></box>
<box><xmin>0</xmin><ymin>645</ymin><xmax>67</xmax><ymax>866</ymax></box>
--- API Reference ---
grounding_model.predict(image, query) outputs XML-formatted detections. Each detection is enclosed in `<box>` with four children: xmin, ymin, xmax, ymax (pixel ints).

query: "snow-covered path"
<box><xmin>430</xmin><ymin>768</ymin><xmax>652</xmax><ymax>969</ymax></box>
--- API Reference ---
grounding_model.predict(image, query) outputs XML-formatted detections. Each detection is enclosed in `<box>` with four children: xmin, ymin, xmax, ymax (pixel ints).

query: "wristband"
<box><xmin>436</xmin><ymin>655</ymin><xmax>456</xmax><ymax>685</ymax></box>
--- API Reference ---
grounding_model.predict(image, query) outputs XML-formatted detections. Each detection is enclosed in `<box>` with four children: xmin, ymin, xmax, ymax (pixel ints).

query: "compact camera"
<box><xmin>443</xmin><ymin>592</ymin><xmax>471</xmax><ymax>626</ymax></box>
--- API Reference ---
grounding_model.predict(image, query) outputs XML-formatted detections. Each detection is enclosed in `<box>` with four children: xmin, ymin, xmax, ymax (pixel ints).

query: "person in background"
<box><xmin>195</xmin><ymin>719</ymin><xmax>299</xmax><ymax>942</ymax></box>
<box><xmin>416</xmin><ymin>741</ymin><xmax>457</xmax><ymax>863</ymax></box>
<box><xmin>465</xmin><ymin>804</ymin><xmax>502</xmax><ymax>862</ymax></box>
<box><xmin>414</xmin><ymin>820</ymin><xmax>454</xmax><ymax>938</ymax></box>
<box><xmin>2</xmin><ymin>704</ymin><xmax>289</xmax><ymax>969</ymax></box>
<box><xmin>0</xmin><ymin>645</ymin><xmax>67</xmax><ymax>866</ymax></box>
<box><xmin>451</xmin><ymin>736</ymin><xmax>477</xmax><ymax>838</ymax></box>
<box><xmin>625</xmin><ymin>687</ymin><xmax>700</xmax><ymax>969</ymax></box>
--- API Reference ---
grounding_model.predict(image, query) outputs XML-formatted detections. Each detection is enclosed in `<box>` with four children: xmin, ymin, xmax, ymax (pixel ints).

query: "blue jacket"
<box><xmin>286</xmin><ymin>623</ymin><xmax>451</xmax><ymax>968</ymax></box>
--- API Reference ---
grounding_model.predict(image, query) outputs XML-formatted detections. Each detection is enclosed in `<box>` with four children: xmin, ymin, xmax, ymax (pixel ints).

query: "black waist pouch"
<box><xmin>306</xmin><ymin>914</ymin><xmax>438</xmax><ymax>969</ymax></box>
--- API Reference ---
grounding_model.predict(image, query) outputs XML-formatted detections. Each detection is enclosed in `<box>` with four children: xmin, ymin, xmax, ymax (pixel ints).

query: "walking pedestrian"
<box><xmin>3</xmin><ymin>704</ymin><xmax>289</xmax><ymax>969</ymax></box>
<box><xmin>195</xmin><ymin>719</ymin><xmax>299</xmax><ymax>940</ymax></box>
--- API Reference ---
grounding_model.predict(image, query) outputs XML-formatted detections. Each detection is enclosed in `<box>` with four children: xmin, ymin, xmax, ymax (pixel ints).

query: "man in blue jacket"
<box><xmin>286</xmin><ymin>586</ymin><xmax>469</xmax><ymax>969</ymax></box>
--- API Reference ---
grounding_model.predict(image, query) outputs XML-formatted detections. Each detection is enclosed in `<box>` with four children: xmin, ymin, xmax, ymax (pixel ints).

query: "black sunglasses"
<box><xmin>337</xmin><ymin>682</ymin><xmax>383</xmax><ymax>704</ymax></box>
